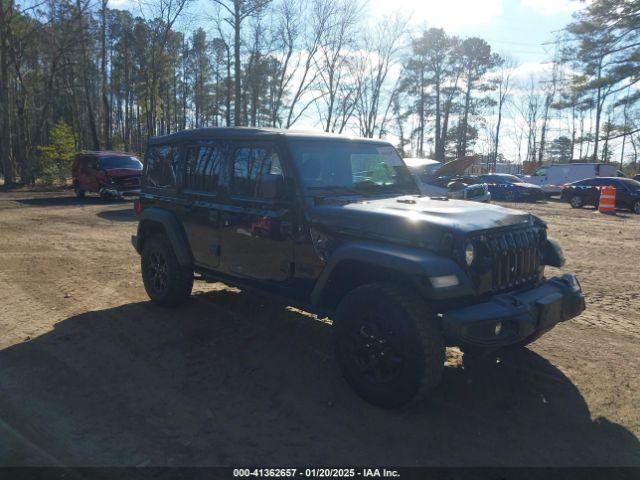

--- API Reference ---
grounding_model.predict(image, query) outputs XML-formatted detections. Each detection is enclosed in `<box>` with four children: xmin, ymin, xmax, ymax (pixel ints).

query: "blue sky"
<box><xmin>109</xmin><ymin>0</ymin><xmax>580</xmax><ymax>69</ymax></box>
<box><xmin>367</xmin><ymin>0</ymin><xmax>579</xmax><ymax>66</ymax></box>
<box><xmin>108</xmin><ymin>0</ymin><xmax>584</xmax><ymax>159</ymax></box>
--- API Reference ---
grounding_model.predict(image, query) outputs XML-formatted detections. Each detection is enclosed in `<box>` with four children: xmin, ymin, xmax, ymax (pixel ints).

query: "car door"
<box><xmin>217</xmin><ymin>141</ymin><xmax>295</xmax><ymax>282</ymax></box>
<box><xmin>578</xmin><ymin>178</ymin><xmax>600</xmax><ymax>206</ymax></box>
<box><xmin>178</xmin><ymin>143</ymin><xmax>225</xmax><ymax>269</ymax></box>
<box><xmin>612</xmin><ymin>180</ymin><xmax>631</xmax><ymax>209</ymax></box>
<box><xmin>79</xmin><ymin>156</ymin><xmax>100</xmax><ymax>192</ymax></box>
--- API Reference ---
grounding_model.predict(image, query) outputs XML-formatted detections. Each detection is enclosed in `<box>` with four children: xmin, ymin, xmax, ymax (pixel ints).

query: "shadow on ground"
<box><xmin>16</xmin><ymin>195</ymin><xmax>129</xmax><ymax>208</ymax></box>
<box><xmin>96</xmin><ymin>208</ymin><xmax>137</xmax><ymax>222</ymax></box>
<box><xmin>1</xmin><ymin>288</ymin><xmax>639</xmax><ymax>467</ymax></box>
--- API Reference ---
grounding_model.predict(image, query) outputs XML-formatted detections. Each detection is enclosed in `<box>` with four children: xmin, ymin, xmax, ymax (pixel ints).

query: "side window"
<box><xmin>145</xmin><ymin>144</ymin><xmax>180</xmax><ymax>189</ymax></box>
<box><xmin>613</xmin><ymin>180</ymin><xmax>628</xmax><ymax>191</ymax></box>
<box><xmin>231</xmin><ymin>145</ymin><xmax>283</xmax><ymax>198</ymax></box>
<box><xmin>533</xmin><ymin>167</ymin><xmax>547</xmax><ymax>176</ymax></box>
<box><xmin>184</xmin><ymin>145</ymin><xmax>223</xmax><ymax>193</ymax></box>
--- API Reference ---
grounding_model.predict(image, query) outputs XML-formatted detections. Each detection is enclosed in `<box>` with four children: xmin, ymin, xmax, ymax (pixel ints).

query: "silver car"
<box><xmin>404</xmin><ymin>157</ymin><xmax>491</xmax><ymax>202</ymax></box>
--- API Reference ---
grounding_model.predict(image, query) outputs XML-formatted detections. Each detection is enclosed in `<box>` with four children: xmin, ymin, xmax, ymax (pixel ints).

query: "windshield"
<box><xmin>495</xmin><ymin>174</ymin><xmax>523</xmax><ymax>184</ymax></box>
<box><xmin>288</xmin><ymin>140</ymin><xmax>419</xmax><ymax>196</ymax></box>
<box><xmin>99</xmin><ymin>155</ymin><xmax>142</xmax><ymax>170</ymax></box>
<box><xmin>420</xmin><ymin>163</ymin><xmax>442</xmax><ymax>178</ymax></box>
<box><xmin>623</xmin><ymin>179</ymin><xmax>640</xmax><ymax>192</ymax></box>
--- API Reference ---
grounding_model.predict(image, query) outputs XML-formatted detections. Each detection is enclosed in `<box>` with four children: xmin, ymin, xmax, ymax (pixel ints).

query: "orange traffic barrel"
<box><xmin>598</xmin><ymin>185</ymin><xmax>616</xmax><ymax>214</ymax></box>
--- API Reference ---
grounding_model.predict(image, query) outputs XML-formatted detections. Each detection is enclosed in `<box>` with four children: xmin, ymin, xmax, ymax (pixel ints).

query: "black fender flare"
<box><xmin>310</xmin><ymin>241</ymin><xmax>474</xmax><ymax>306</ymax></box>
<box><xmin>133</xmin><ymin>207</ymin><xmax>193</xmax><ymax>267</ymax></box>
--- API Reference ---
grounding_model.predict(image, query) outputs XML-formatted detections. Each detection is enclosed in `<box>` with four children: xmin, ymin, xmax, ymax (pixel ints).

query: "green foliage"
<box><xmin>36</xmin><ymin>121</ymin><xmax>77</xmax><ymax>184</ymax></box>
<box><xmin>548</xmin><ymin>136</ymin><xmax>573</xmax><ymax>163</ymax></box>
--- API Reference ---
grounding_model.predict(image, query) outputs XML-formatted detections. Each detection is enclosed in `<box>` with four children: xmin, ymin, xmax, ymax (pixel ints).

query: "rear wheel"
<box><xmin>74</xmin><ymin>184</ymin><xmax>85</xmax><ymax>199</ymax></box>
<box><xmin>141</xmin><ymin>234</ymin><xmax>193</xmax><ymax>307</ymax></box>
<box><xmin>633</xmin><ymin>200</ymin><xmax>640</xmax><ymax>214</ymax></box>
<box><xmin>334</xmin><ymin>283</ymin><xmax>444</xmax><ymax>408</ymax></box>
<box><xmin>569</xmin><ymin>194</ymin><xmax>583</xmax><ymax>208</ymax></box>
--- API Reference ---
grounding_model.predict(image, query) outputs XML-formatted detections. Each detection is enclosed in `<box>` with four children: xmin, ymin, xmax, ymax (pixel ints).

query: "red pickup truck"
<box><xmin>72</xmin><ymin>151</ymin><xmax>143</xmax><ymax>199</ymax></box>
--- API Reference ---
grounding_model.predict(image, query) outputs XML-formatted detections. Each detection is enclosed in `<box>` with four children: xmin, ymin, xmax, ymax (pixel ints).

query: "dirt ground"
<box><xmin>0</xmin><ymin>188</ymin><xmax>639</xmax><ymax>467</ymax></box>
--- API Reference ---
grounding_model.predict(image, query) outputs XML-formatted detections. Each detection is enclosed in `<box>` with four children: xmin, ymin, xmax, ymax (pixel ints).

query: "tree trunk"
<box><xmin>233</xmin><ymin>7</ymin><xmax>242</xmax><ymax>126</ymax></box>
<box><xmin>458</xmin><ymin>72</ymin><xmax>472</xmax><ymax>158</ymax></box>
<box><xmin>100</xmin><ymin>0</ymin><xmax>111</xmax><ymax>149</ymax></box>
<box><xmin>0</xmin><ymin>1</ymin><xmax>14</xmax><ymax>186</ymax></box>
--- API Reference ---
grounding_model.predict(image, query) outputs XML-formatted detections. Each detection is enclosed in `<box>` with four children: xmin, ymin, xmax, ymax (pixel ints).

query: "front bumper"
<box><xmin>465</xmin><ymin>191</ymin><xmax>491</xmax><ymax>203</ymax></box>
<box><xmin>441</xmin><ymin>274</ymin><xmax>585</xmax><ymax>348</ymax></box>
<box><xmin>99</xmin><ymin>186</ymin><xmax>141</xmax><ymax>197</ymax></box>
<box><xmin>518</xmin><ymin>188</ymin><xmax>545</xmax><ymax>201</ymax></box>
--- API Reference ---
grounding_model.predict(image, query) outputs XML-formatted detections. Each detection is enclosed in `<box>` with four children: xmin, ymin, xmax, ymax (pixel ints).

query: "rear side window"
<box><xmin>571</xmin><ymin>179</ymin><xmax>592</xmax><ymax>187</ymax></box>
<box><xmin>145</xmin><ymin>144</ymin><xmax>180</xmax><ymax>189</ymax></box>
<box><xmin>184</xmin><ymin>145</ymin><xmax>223</xmax><ymax>193</ymax></box>
<box><xmin>231</xmin><ymin>145</ymin><xmax>283</xmax><ymax>198</ymax></box>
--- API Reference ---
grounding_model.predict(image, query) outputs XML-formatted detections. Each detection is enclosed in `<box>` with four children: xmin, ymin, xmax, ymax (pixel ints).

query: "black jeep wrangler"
<box><xmin>132</xmin><ymin>128</ymin><xmax>585</xmax><ymax>408</ymax></box>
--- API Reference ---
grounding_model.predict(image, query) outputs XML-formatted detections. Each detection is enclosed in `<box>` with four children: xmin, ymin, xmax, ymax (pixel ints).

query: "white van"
<box><xmin>525</xmin><ymin>163</ymin><xmax>624</xmax><ymax>196</ymax></box>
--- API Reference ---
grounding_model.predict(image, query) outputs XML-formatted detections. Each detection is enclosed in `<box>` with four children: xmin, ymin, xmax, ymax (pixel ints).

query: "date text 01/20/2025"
<box><xmin>232</xmin><ymin>468</ymin><xmax>400</xmax><ymax>478</ymax></box>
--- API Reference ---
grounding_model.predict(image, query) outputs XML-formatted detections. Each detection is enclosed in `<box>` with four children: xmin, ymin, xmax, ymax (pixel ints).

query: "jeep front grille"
<box><xmin>483</xmin><ymin>228</ymin><xmax>541</xmax><ymax>292</ymax></box>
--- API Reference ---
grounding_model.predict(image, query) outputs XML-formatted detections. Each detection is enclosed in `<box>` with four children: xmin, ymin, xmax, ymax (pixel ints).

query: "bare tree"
<box><xmin>313</xmin><ymin>0</ymin><xmax>361</xmax><ymax>133</ymax></box>
<box><xmin>354</xmin><ymin>14</ymin><xmax>406</xmax><ymax>138</ymax></box>
<box><xmin>210</xmin><ymin>0</ymin><xmax>271</xmax><ymax>126</ymax></box>
<box><xmin>491</xmin><ymin>57</ymin><xmax>515</xmax><ymax>169</ymax></box>
<box><xmin>537</xmin><ymin>61</ymin><xmax>561</xmax><ymax>163</ymax></box>
<box><xmin>138</xmin><ymin>0</ymin><xmax>192</xmax><ymax>136</ymax></box>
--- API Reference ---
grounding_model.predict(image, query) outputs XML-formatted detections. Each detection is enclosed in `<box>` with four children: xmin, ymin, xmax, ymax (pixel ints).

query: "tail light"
<box><xmin>134</xmin><ymin>198</ymin><xmax>142</xmax><ymax>215</ymax></box>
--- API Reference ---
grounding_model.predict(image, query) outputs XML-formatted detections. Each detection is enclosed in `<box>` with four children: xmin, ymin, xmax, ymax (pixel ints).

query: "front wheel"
<box><xmin>504</xmin><ymin>190</ymin><xmax>516</xmax><ymax>202</ymax></box>
<box><xmin>74</xmin><ymin>184</ymin><xmax>85</xmax><ymax>199</ymax></box>
<box><xmin>569</xmin><ymin>194</ymin><xmax>583</xmax><ymax>208</ymax></box>
<box><xmin>141</xmin><ymin>234</ymin><xmax>194</xmax><ymax>307</ymax></box>
<box><xmin>633</xmin><ymin>200</ymin><xmax>640</xmax><ymax>214</ymax></box>
<box><xmin>334</xmin><ymin>283</ymin><xmax>444</xmax><ymax>408</ymax></box>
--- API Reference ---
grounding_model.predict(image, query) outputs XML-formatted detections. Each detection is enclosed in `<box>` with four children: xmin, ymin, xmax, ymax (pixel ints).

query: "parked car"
<box><xmin>404</xmin><ymin>157</ymin><xmax>491</xmax><ymax>202</ymax></box>
<box><xmin>560</xmin><ymin>177</ymin><xmax>640</xmax><ymax>214</ymax></box>
<box><xmin>477</xmin><ymin>173</ymin><xmax>545</xmax><ymax>202</ymax></box>
<box><xmin>72</xmin><ymin>151</ymin><xmax>143</xmax><ymax>199</ymax></box>
<box><xmin>131</xmin><ymin>127</ymin><xmax>584</xmax><ymax>408</ymax></box>
<box><xmin>525</xmin><ymin>163</ymin><xmax>624</xmax><ymax>196</ymax></box>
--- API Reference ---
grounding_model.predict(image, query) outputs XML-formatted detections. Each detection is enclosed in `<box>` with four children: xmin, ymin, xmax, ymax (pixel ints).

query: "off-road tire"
<box><xmin>334</xmin><ymin>283</ymin><xmax>444</xmax><ymax>408</ymax></box>
<box><xmin>74</xmin><ymin>185</ymin><xmax>85</xmax><ymax>199</ymax></box>
<box><xmin>141</xmin><ymin>234</ymin><xmax>193</xmax><ymax>307</ymax></box>
<box><xmin>569</xmin><ymin>194</ymin><xmax>583</xmax><ymax>208</ymax></box>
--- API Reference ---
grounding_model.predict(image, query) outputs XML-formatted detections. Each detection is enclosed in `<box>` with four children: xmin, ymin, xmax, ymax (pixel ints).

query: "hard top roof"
<box><xmin>403</xmin><ymin>157</ymin><xmax>441</xmax><ymax>168</ymax></box>
<box><xmin>544</xmin><ymin>162</ymin><xmax>618</xmax><ymax>166</ymax></box>
<box><xmin>576</xmin><ymin>176</ymin><xmax>633</xmax><ymax>181</ymax></box>
<box><xmin>479</xmin><ymin>172</ymin><xmax>519</xmax><ymax>176</ymax></box>
<box><xmin>147</xmin><ymin>127</ymin><xmax>392</xmax><ymax>146</ymax></box>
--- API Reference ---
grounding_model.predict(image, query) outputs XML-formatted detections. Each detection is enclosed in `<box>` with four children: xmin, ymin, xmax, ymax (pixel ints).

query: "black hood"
<box><xmin>309</xmin><ymin>195</ymin><xmax>538</xmax><ymax>250</ymax></box>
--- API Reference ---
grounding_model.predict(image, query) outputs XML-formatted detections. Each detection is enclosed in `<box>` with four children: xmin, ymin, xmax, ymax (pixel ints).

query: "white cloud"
<box><xmin>511</xmin><ymin>61</ymin><xmax>553</xmax><ymax>79</ymax></box>
<box><xmin>108</xmin><ymin>0</ymin><xmax>130</xmax><ymax>7</ymax></box>
<box><xmin>368</xmin><ymin>0</ymin><xmax>502</xmax><ymax>32</ymax></box>
<box><xmin>520</xmin><ymin>0</ymin><xmax>580</xmax><ymax>16</ymax></box>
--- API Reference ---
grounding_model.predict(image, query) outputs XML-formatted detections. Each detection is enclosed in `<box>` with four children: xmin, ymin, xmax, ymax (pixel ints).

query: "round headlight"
<box><xmin>465</xmin><ymin>242</ymin><xmax>475</xmax><ymax>266</ymax></box>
